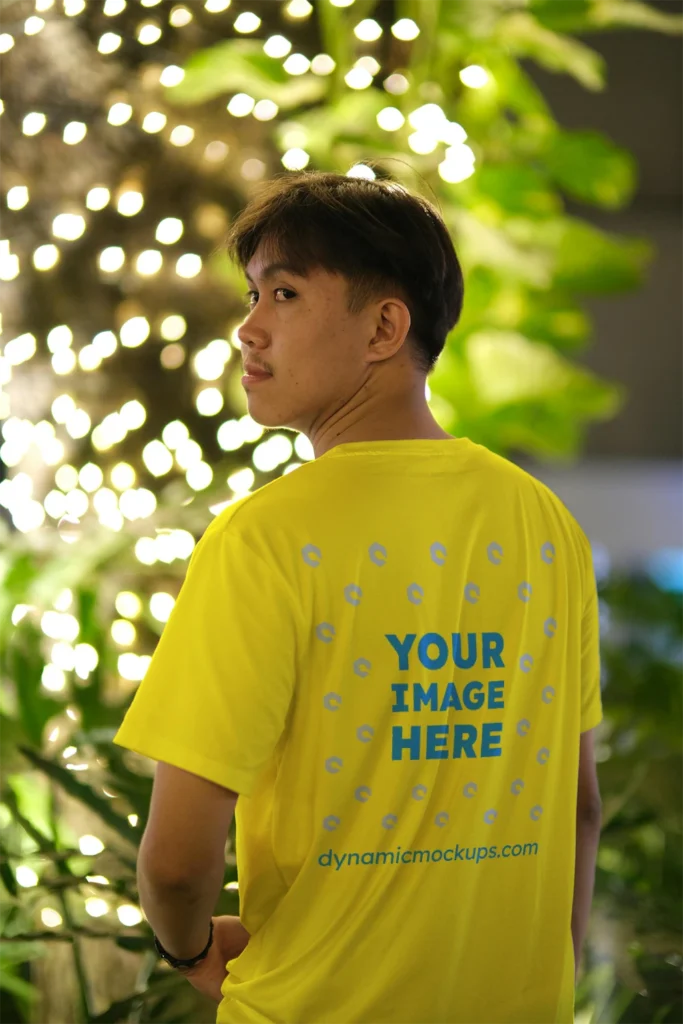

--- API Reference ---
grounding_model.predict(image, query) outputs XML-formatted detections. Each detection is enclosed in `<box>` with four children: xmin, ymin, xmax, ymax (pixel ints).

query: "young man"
<box><xmin>114</xmin><ymin>170</ymin><xmax>602</xmax><ymax>1023</ymax></box>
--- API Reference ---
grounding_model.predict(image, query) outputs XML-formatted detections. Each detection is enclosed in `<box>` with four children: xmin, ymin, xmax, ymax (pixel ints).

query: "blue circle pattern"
<box><xmin>305</xmin><ymin>538</ymin><xmax>557</xmax><ymax>832</ymax></box>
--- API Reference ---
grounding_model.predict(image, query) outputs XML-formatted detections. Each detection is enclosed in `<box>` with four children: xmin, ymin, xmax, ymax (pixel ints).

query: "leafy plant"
<box><xmin>2</xmin><ymin>0</ymin><xmax>681</xmax><ymax>1020</ymax></box>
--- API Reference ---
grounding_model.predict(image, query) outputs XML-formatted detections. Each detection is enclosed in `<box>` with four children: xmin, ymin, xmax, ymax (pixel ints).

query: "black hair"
<box><xmin>224</xmin><ymin>168</ymin><xmax>465</xmax><ymax>375</ymax></box>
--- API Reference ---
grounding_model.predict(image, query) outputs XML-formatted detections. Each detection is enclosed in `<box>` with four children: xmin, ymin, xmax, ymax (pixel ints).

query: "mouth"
<box><xmin>242</xmin><ymin>372</ymin><xmax>273</xmax><ymax>385</ymax></box>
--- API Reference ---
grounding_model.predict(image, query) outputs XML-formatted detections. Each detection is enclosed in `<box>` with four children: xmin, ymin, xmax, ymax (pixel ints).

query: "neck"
<box><xmin>310</xmin><ymin>376</ymin><xmax>454</xmax><ymax>459</ymax></box>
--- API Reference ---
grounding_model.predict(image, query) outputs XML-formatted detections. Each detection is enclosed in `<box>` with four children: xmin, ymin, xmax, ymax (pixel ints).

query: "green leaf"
<box><xmin>451</xmin><ymin>208</ymin><xmax>554</xmax><ymax>288</ymax></box>
<box><xmin>545</xmin><ymin>129</ymin><xmax>637</xmax><ymax>209</ymax></box>
<box><xmin>475</xmin><ymin>163</ymin><xmax>562</xmax><ymax>218</ymax></box>
<box><xmin>553</xmin><ymin>218</ymin><xmax>653</xmax><ymax>293</ymax></box>
<box><xmin>496</xmin><ymin>11</ymin><xmax>606</xmax><ymax>90</ymax></box>
<box><xmin>16</xmin><ymin>747</ymin><xmax>138</xmax><ymax>849</ymax></box>
<box><xmin>590</xmin><ymin>1</ymin><xmax>683</xmax><ymax>35</ymax></box>
<box><xmin>532</xmin><ymin>0</ymin><xmax>683</xmax><ymax>36</ymax></box>
<box><xmin>166</xmin><ymin>39</ymin><xmax>327</xmax><ymax>109</ymax></box>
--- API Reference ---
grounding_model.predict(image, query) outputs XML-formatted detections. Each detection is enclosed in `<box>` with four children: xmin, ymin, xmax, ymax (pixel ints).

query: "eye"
<box><xmin>244</xmin><ymin>288</ymin><xmax>296</xmax><ymax>308</ymax></box>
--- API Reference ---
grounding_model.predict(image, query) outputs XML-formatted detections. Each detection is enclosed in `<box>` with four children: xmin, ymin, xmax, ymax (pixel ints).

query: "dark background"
<box><xmin>527</xmin><ymin>0</ymin><xmax>682</xmax><ymax>460</ymax></box>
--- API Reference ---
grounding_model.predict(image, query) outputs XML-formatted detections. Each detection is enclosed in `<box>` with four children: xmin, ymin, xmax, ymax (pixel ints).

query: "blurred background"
<box><xmin>0</xmin><ymin>0</ymin><xmax>681</xmax><ymax>1022</ymax></box>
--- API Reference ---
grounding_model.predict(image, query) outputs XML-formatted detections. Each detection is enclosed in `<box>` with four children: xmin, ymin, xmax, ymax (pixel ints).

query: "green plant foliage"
<box><xmin>2</xmin><ymin>1</ymin><xmax>681</xmax><ymax>1021</ymax></box>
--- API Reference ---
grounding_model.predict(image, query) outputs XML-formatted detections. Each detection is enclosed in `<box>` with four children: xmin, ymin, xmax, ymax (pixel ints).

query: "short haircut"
<box><xmin>224</xmin><ymin>169</ymin><xmax>465</xmax><ymax>375</ymax></box>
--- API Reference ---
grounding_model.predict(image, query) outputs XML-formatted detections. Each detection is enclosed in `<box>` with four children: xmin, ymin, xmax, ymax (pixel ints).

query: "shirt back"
<box><xmin>114</xmin><ymin>437</ymin><xmax>603</xmax><ymax>1024</ymax></box>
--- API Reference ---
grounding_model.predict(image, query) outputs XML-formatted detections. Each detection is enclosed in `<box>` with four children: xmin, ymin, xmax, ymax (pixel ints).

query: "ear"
<box><xmin>367</xmin><ymin>295</ymin><xmax>413</xmax><ymax>363</ymax></box>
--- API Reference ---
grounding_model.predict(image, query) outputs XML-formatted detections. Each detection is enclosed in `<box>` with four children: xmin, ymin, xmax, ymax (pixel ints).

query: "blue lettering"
<box><xmin>414</xmin><ymin>682</ymin><xmax>438</xmax><ymax>710</ymax></box>
<box><xmin>463</xmin><ymin>680</ymin><xmax>484</xmax><ymax>710</ymax></box>
<box><xmin>440</xmin><ymin>682</ymin><xmax>463</xmax><ymax>711</ymax></box>
<box><xmin>385</xmin><ymin>633</ymin><xmax>416</xmax><ymax>670</ymax></box>
<box><xmin>481</xmin><ymin>721</ymin><xmax>503</xmax><ymax>757</ymax></box>
<box><xmin>426</xmin><ymin>724</ymin><xmax>449</xmax><ymax>759</ymax></box>
<box><xmin>392</xmin><ymin>725</ymin><xmax>421</xmax><ymax>760</ymax></box>
<box><xmin>453</xmin><ymin>725</ymin><xmax>477</xmax><ymax>758</ymax></box>
<box><xmin>488</xmin><ymin>680</ymin><xmax>504</xmax><ymax>708</ymax></box>
<box><xmin>391</xmin><ymin>683</ymin><xmax>410</xmax><ymax>712</ymax></box>
<box><xmin>418</xmin><ymin>632</ymin><xmax>449</xmax><ymax>669</ymax></box>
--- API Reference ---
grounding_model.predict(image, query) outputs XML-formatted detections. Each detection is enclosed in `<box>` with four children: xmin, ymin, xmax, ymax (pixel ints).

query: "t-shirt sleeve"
<box><xmin>112</xmin><ymin>517</ymin><xmax>301</xmax><ymax>797</ymax></box>
<box><xmin>579</xmin><ymin>530</ymin><xmax>603</xmax><ymax>733</ymax></box>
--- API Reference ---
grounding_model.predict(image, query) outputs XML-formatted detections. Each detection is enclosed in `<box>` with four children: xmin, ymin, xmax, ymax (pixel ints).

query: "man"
<box><xmin>114</xmin><ymin>170</ymin><xmax>602</xmax><ymax>1023</ymax></box>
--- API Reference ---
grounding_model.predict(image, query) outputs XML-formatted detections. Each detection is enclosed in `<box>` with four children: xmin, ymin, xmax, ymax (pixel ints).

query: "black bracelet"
<box><xmin>154</xmin><ymin>919</ymin><xmax>214</xmax><ymax>970</ymax></box>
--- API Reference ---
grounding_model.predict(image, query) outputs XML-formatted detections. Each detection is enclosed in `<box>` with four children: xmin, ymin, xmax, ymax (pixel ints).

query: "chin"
<box><xmin>244</xmin><ymin>401</ymin><xmax>289</xmax><ymax>430</ymax></box>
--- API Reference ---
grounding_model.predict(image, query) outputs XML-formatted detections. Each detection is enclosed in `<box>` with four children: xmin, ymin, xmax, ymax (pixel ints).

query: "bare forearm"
<box><xmin>571</xmin><ymin>811</ymin><xmax>602</xmax><ymax>977</ymax></box>
<box><xmin>137</xmin><ymin>854</ymin><xmax>225</xmax><ymax>961</ymax></box>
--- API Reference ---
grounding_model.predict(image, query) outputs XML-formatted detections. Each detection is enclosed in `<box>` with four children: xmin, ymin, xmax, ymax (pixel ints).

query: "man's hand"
<box><xmin>178</xmin><ymin>915</ymin><xmax>251</xmax><ymax>1004</ymax></box>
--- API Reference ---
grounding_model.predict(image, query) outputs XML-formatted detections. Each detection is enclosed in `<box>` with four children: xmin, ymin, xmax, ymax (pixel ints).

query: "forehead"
<box><xmin>244</xmin><ymin>245</ymin><xmax>343</xmax><ymax>290</ymax></box>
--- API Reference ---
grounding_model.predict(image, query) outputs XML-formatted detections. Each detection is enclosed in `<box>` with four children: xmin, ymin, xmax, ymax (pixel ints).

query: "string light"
<box><xmin>23</xmin><ymin>112</ymin><xmax>47</xmax><ymax>135</ymax></box>
<box><xmin>98</xmin><ymin>33</ymin><xmax>122</xmax><ymax>54</ymax></box>
<box><xmin>86</xmin><ymin>187</ymin><xmax>110</xmax><ymax>211</ymax></box>
<box><xmin>263</xmin><ymin>34</ymin><xmax>291</xmax><ymax>58</ymax></box>
<box><xmin>234</xmin><ymin>11</ymin><xmax>261</xmax><ymax>33</ymax></box>
<box><xmin>283</xmin><ymin>54</ymin><xmax>310</xmax><ymax>76</ymax></box>
<box><xmin>169</xmin><ymin>6</ymin><xmax>193</xmax><ymax>27</ymax></box>
<box><xmin>460</xmin><ymin>65</ymin><xmax>490</xmax><ymax>88</ymax></box>
<box><xmin>142</xmin><ymin>111</ymin><xmax>167</xmax><ymax>132</ymax></box>
<box><xmin>354</xmin><ymin>19</ymin><xmax>382</xmax><ymax>42</ymax></box>
<box><xmin>285</xmin><ymin>0</ymin><xmax>312</xmax><ymax>18</ymax></box>
<box><xmin>63</xmin><ymin>121</ymin><xmax>87</xmax><ymax>144</ymax></box>
<box><xmin>391</xmin><ymin>19</ymin><xmax>420</xmax><ymax>41</ymax></box>
<box><xmin>159</xmin><ymin>65</ymin><xmax>185</xmax><ymax>86</ymax></box>
<box><xmin>7</xmin><ymin>186</ymin><xmax>29</xmax><ymax>209</ymax></box>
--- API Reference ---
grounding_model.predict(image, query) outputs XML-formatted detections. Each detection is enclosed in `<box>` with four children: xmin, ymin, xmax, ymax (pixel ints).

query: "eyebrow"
<box><xmin>245</xmin><ymin>262</ymin><xmax>305</xmax><ymax>285</ymax></box>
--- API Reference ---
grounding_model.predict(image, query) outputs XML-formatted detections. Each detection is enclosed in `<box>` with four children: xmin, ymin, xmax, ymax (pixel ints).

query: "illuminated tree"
<box><xmin>1</xmin><ymin>1</ymin><xmax>681</xmax><ymax>1021</ymax></box>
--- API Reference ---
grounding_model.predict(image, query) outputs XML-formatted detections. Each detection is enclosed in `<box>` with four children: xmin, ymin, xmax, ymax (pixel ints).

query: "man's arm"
<box><xmin>571</xmin><ymin>728</ymin><xmax>602</xmax><ymax>979</ymax></box>
<box><xmin>137</xmin><ymin>762</ymin><xmax>238</xmax><ymax>959</ymax></box>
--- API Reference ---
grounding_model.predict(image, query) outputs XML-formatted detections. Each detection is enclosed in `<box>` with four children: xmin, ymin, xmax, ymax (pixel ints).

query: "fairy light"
<box><xmin>86</xmin><ymin>187</ymin><xmax>109</xmax><ymax>210</ymax></box>
<box><xmin>142</xmin><ymin>112</ymin><xmax>167</xmax><ymax>132</ymax></box>
<box><xmin>283</xmin><ymin>54</ymin><xmax>310</xmax><ymax>76</ymax></box>
<box><xmin>169</xmin><ymin>6</ymin><xmax>193</xmax><ymax>27</ymax></box>
<box><xmin>135</xmin><ymin>250</ymin><xmax>163</xmax><ymax>275</ymax></box>
<box><xmin>175</xmin><ymin>253</ymin><xmax>202</xmax><ymax>278</ymax></box>
<box><xmin>159</xmin><ymin>65</ymin><xmax>185</xmax><ymax>86</ymax></box>
<box><xmin>354</xmin><ymin>19</ymin><xmax>382</xmax><ymax>41</ymax></box>
<box><xmin>311</xmin><ymin>54</ymin><xmax>335</xmax><ymax>75</ymax></box>
<box><xmin>116</xmin><ymin>190</ymin><xmax>144</xmax><ymax>216</ymax></box>
<box><xmin>98</xmin><ymin>33</ymin><xmax>122</xmax><ymax>54</ymax></box>
<box><xmin>33</xmin><ymin>244</ymin><xmax>60</xmax><ymax>270</ymax></box>
<box><xmin>99</xmin><ymin>246</ymin><xmax>125</xmax><ymax>272</ymax></box>
<box><xmin>108</xmin><ymin>102</ymin><xmax>133</xmax><ymax>126</ymax></box>
<box><xmin>263</xmin><ymin>34</ymin><xmax>291</xmax><ymax>58</ymax></box>
<box><xmin>6</xmin><ymin>186</ymin><xmax>29</xmax><ymax>209</ymax></box>
<box><xmin>23</xmin><ymin>112</ymin><xmax>47</xmax><ymax>135</ymax></box>
<box><xmin>460</xmin><ymin>64</ymin><xmax>490</xmax><ymax>88</ymax></box>
<box><xmin>392</xmin><ymin>18</ymin><xmax>420</xmax><ymax>40</ymax></box>
<box><xmin>52</xmin><ymin>214</ymin><xmax>86</xmax><ymax>241</ymax></box>
<box><xmin>253</xmin><ymin>100</ymin><xmax>278</xmax><ymax>121</ymax></box>
<box><xmin>383</xmin><ymin>73</ymin><xmax>409</xmax><ymax>94</ymax></box>
<box><xmin>344</xmin><ymin>67</ymin><xmax>372</xmax><ymax>90</ymax></box>
<box><xmin>285</xmin><ymin>0</ymin><xmax>312</xmax><ymax>18</ymax></box>
<box><xmin>137</xmin><ymin>22</ymin><xmax>162</xmax><ymax>45</ymax></box>
<box><xmin>377</xmin><ymin>107</ymin><xmax>405</xmax><ymax>131</ymax></box>
<box><xmin>234</xmin><ymin>12</ymin><xmax>261</xmax><ymax>33</ymax></box>
<box><xmin>169</xmin><ymin>125</ymin><xmax>194</xmax><ymax>146</ymax></box>
<box><xmin>227</xmin><ymin>93</ymin><xmax>255</xmax><ymax>117</ymax></box>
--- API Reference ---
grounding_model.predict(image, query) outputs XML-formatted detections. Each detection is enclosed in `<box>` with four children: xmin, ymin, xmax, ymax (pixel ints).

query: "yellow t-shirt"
<box><xmin>113</xmin><ymin>438</ymin><xmax>603</xmax><ymax>1024</ymax></box>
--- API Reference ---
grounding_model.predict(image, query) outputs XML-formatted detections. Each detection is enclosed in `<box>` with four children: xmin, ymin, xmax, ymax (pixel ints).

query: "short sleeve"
<box><xmin>113</xmin><ymin>518</ymin><xmax>301</xmax><ymax>797</ymax></box>
<box><xmin>580</xmin><ymin>532</ymin><xmax>603</xmax><ymax>733</ymax></box>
